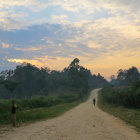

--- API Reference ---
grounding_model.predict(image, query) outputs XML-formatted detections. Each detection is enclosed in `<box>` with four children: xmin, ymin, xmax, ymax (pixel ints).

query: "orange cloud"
<box><xmin>15</xmin><ymin>46</ymin><xmax>43</xmax><ymax>51</ymax></box>
<box><xmin>7</xmin><ymin>56</ymin><xmax>73</xmax><ymax>71</ymax></box>
<box><xmin>8</xmin><ymin>59</ymin><xmax>43</xmax><ymax>68</ymax></box>
<box><xmin>1</xmin><ymin>42</ymin><xmax>10</xmax><ymax>48</ymax></box>
<box><xmin>7</xmin><ymin>46</ymin><xmax>140</xmax><ymax>81</ymax></box>
<box><xmin>83</xmin><ymin>49</ymin><xmax>140</xmax><ymax>80</ymax></box>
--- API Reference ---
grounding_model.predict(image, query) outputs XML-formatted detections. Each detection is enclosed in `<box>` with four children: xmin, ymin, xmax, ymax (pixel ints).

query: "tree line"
<box><xmin>100</xmin><ymin>66</ymin><xmax>140</xmax><ymax>108</ymax></box>
<box><xmin>0</xmin><ymin>58</ymin><xmax>108</xmax><ymax>99</ymax></box>
<box><xmin>110</xmin><ymin>66</ymin><xmax>140</xmax><ymax>86</ymax></box>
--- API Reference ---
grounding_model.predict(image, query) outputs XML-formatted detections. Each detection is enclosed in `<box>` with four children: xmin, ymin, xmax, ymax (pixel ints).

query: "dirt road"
<box><xmin>0</xmin><ymin>89</ymin><xmax>140</xmax><ymax>140</ymax></box>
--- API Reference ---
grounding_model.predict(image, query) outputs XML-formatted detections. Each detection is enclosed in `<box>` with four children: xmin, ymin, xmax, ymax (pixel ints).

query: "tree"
<box><xmin>4</xmin><ymin>80</ymin><xmax>19</xmax><ymax>93</ymax></box>
<box><xmin>69</xmin><ymin>58</ymin><xmax>80</xmax><ymax>69</ymax></box>
<box><xmin>67</xmin><ymin>58</ymin><xmax>89</xmax><ymax>96</ymax></box>
<box><xmin>110</xmin><ymin>75</ymin><xmax>116</xmax><ymax>85</ymax></box>
<box><xmin>0</xmin><ymin>58</ymin><xmax>109</xmax><ymax>99</ymax></box>
<box><xmin>111</xmin><ymin>66</ymin><xmax>140</xmax><ymax>86</ymax></box>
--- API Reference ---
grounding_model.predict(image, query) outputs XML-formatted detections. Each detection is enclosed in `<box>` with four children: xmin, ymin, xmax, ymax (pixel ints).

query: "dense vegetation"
<box><xmin>98</xmin><ymin>82</ymin><xmax>140</xmax><ymax>130</ymax></box>
<box><xmin>0</xmin><ymin>93</ymin><xmax>88</xmax><ymax>124</ymax></box>
<box><xmin>105</xmin><ymin>66</ymin><xmax>140</xmax><ymax>108</ymax></box>
<box><xmin>100</xmin><ymin>81</ymin><xmax>140</xmax><ymax>108</ymax></box>
<box><xmin>1</xmin><ymin>59</ymin><xmax>139</xmax><ymax>127</ymax></box>
<box><xmin>98</xmin><ymin>67</ymin><xmax>140</xmax><ymax>131</ymax></box>
<box><xmin>0</xmin><ymin>58</ymin><xmax>108</xmax><ymax>99</ymax></box>
<box><xmin>98</xmin><ymin>93</ymin><xmax>140</xmax><ymax>131</ymax></box>
<box><xmin>110</xmin><ymin>66</ymin><xmax>140</xmax><ymax>86</ymax></box>
<box><xmin>0</xmin><ymin>58</ymin><xmax>108</xmax><ymax>125</ymax></box>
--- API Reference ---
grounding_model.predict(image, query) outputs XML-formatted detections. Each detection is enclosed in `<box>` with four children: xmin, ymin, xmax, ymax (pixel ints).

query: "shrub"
<box><xmin>100</xmin><ymin>81</ymin><xmax>140</xmax><ymax>108</ymax></box>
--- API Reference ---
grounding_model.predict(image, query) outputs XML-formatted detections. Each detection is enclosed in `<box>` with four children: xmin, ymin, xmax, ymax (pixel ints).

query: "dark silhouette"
<box><xmin>0</xmin><ymin>58</ymin><xmax>108</xmax><ymax>99</ymax></box>
<box><xmin>93</xmin><ymin>98</ymin><xmax>96</xmax><ymax>106</ymax></box>
<box><xmin>11</xmin><ymin>100</ymin><xmax>17</xmax><ymax>127</ymax></box>
<box><xmin>110</xmin><ymin>66</ymin><xmax>140</xmax><ymax>86</ymax></box>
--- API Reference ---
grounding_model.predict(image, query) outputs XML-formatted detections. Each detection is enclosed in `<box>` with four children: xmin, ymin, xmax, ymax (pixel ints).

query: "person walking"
<box><xmin>93</xmin><ymin>98</ymin><xmax>96</xmax><ymax>106</ymax></box>
<box><xmin>11</xmin><ymin>100</ymin><xmax>17</xmax><ymax>127</ymax></box>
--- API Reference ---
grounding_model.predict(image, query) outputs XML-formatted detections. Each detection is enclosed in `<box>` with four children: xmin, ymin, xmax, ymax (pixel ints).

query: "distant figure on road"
<box><xmin>93</xmin><ymin>98</ymin><xmax>96</xmax><ymax>106</ymax></box>
<box><xmin>11</xmin><ymin>100</ymin><xmax>17</xmax><ymax>127</ymax></box>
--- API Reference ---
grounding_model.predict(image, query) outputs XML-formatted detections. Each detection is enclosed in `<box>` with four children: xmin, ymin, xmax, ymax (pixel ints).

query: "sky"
<box><xmin>0</xmin><ymin>0</ymin><xmax>140</xmax><ymax>80</ymax></box>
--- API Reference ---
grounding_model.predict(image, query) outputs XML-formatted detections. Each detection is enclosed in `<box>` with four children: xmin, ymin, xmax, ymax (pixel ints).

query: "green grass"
<box><xmin>98</xmin><ymin>91</ymin><xmax>140</xmax><ymax>132</ymax></box>
<box><xmin>16</xmin><ymin>102</ymin><xmax>80</xmax><ymax>124</ymax></box>
<box><xmin>0</xmin><ymin>89</ymin><xmax>91</xmax><ymax>126</ymax></box>
<box><xmin>0</xmin><ymin>102</ymin><xmax>80</xmax><ymax>126</ymax></box>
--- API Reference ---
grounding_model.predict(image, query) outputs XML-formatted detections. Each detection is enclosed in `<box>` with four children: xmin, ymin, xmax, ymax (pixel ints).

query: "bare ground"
<box><xmin>0</xmin><ymin>89</ymin><xmax>140</xmax><ymax>140</ymax></box>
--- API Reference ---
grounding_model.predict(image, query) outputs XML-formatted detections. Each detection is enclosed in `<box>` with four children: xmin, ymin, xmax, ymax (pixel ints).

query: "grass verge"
<box><xmin>98</xmin><ymin>91</ymin><xmax>140</xmax><ymax>132</ymax></box>
<box><xmin>0</xmin><ymin>89</ymin><xmax>91</xmax><ymax>126</ymax></box>
<box><xmin>16</xmin><ymin>102</ymin><xmax>80</xmax><ymax>124</ymax></box>
<box><xmin>0</xmin><ymin>102</ymin><xmax>81</xmax><ymax>126</ymax></box>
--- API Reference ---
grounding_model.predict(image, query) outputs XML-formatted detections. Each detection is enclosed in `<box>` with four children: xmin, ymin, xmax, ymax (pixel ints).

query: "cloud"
<box><xmin>105</xmin><ymin>0</ymin><xmax>140</xmax><ymax>12</ymax></box>
<box><xmin>51</xmin><ymin>15</ymin><xmax>67</xmax><ymax>20</ymax></box>
<box><xmin>15</xmin><ymin>46</ymin><xmax>43</xmax><ymax>52</ymax></box>
<box><xmin>0</xmin><ymin>0</ymin><xmax>140</xmax><ymax>79</ymax></box>
<box><xmin>0</xmin><ymin>0</ymin><xmax>140</xmax><ymax>30</ymax></box>
<box><xmin>0</xmin><ymin>0</ymin><xmax>50</xmax><ymax>11</ymax></box>
<box><xmin>8</xmin><ymin>58</ymin><xmax>43</xmax><ymax>68</ymax></box>
<box><xmin>7</xmin><ymin>56</ymin><xmax>73</xmax><ymax>70</ymax></box>
<box><xmin>50</xmin><ymin>15</ymin><xmax>69</xmax><ymax>24</ymax></box>
<box><xmin>1</xmin><ymin>42</ymin><xmax>10</xmax><ymax>48</ymax></box>
<box><xmin>1</xmin><ymin>18</ymin><xmax>140</xmax><ymax>69</ymax></box>
<box><xmin>0</xmin><ymin>17</ymin><xmax>28</xmax><ymax>30</ymax></box>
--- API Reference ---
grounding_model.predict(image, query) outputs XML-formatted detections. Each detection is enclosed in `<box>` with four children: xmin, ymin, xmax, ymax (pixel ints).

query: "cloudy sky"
<box><xmin>0</xmin><ymin>0</ymin><xmax>140</xmax><ymax>79</ymax></box>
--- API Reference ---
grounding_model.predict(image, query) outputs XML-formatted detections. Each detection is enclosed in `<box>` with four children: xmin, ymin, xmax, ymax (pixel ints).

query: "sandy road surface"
<box><xmin>0</xmin><ymin>89</ymin><xmax>140</xmax><ymax>140</ymax></box>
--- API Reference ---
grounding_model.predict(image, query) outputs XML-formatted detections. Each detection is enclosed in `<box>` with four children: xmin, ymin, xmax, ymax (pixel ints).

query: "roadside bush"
<box><xmin>100</xmin><ymin>81</ymin><xmax>140</xmax><ymax>108</ymax></box>
<box><xmin>0</xmin><ymin>92</ymin><xmax>87</xmax><ymax>124</ymax></box>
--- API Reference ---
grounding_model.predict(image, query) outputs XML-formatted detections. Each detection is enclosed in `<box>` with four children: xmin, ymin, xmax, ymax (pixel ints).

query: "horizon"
<box><xmin>0</xmin><ymin>0</ymin><xmax>140</xmax><ymax>80</ymax></box>
<box><xmin>0</xmin><ymin>60</ymin><xmax>139</xmax><ymax>81</ymax></box>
